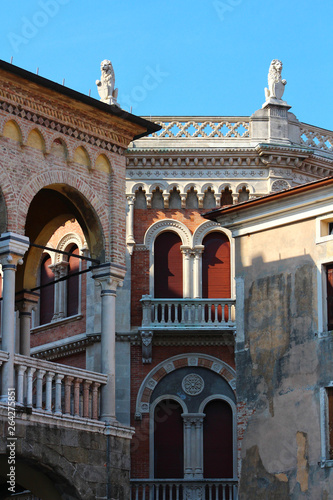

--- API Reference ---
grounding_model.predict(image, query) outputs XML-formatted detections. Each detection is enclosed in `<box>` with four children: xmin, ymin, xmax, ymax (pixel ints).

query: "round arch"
<box><xmin>143</xmin><ymin>219</ymin><xmax>192</xmax><ymax>251</ymax></box>
<box><xmin>135</xmin><ymin>353</ymin><xmax>235</xmax><ymax>419</ymax></box>
<box><xmin>18</xmin><ymin>180</ymin><xmax>106</xmax><ymax>290</ymax></box>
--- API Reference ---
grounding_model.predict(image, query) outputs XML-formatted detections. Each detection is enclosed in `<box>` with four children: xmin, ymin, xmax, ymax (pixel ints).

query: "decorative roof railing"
<box><xmin>140</xmin><ymin>116</ymin><xmax>333</xmax><ymax>153</ymax></box>
<box><xmin>300</xmin><ymin>123</ymin><xmax>333</xmax><ymax>152</ymax></box>
<box><xmin>143</xmin><ymin>116</ymin><xmax>250</xmax><ymax>139</ymax></box>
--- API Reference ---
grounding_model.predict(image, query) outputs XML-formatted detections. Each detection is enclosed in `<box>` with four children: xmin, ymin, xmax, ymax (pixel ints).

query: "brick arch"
<box><xmin>15</xmin><ymin>169</ymin><xmax>109</xmax><ymax>240</ymax></box>
<box><xmin>135</xmin><ymin>353</ymin><xmax>236</xmax><ymax>419</ymax></box>
<box><xmin>0</xmin><ymin>160</ymin><xmax>16</xmax><ymax>234</ymax></box>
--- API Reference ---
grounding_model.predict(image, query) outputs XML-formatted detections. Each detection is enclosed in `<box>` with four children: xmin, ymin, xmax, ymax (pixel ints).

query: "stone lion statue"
<box><xmin>264</xmin><ymin>59</ymin><xmax>287</xmax><ymax>101</ymax></box>
<box><xmin>96</xmin><ymin>59</ymin><xmax>119</xmax><ymax>106</ymax></box>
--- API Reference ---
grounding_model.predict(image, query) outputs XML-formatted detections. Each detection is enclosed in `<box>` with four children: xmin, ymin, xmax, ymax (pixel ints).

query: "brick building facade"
<box><xmin>0</xmin><ymin>58</ymin><xmax>333</xmax><ymax>499</ymax></box>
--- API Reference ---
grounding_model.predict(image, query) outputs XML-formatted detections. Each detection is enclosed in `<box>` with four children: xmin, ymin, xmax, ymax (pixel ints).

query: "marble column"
<box><xmin>0</xmin><ymin>232</ymin><xmax>29</xmax><ymax>402</ymax></box>
<box><xmin>182</xmin><ymin>413</ymin><xmax>205</xmax><ymax>479</ymax></box>
<box><xmin>51</xmin><ymin>261</ymin><xmax>68</xmax><ymax>321</ymax></box>
<box><xmin>126</xmin><ymin>195</ymin><xmax>136</xmax><ymax>256</ymax></box>
<box><xmin>192</xmin><ymin>245</ymin><xmax>204</xmax><ymax>299</ymax></box>
<box><xmin>15</xmin><ymin>291</ymin><xmax>39</xmax><ymax>356</ymax></box>
<box><xmin>93</xmin><ymin>262</ymin><xmax>125</xmax><ymax>423</ymax></box>
<box><xmin>180</xmin><ymin>246</ymin><xmax>192</xmax><ymax>299</ymax></box>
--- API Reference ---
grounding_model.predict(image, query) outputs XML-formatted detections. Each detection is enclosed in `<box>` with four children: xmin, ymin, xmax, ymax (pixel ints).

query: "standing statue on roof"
<box><xmin>96</xmin><ymin>59</ymin><xmax>119</xmax><ymax>106</ymax></box>
<box><xmin>264</xmin><ymin>59</ymin><xmax>287</xmax><ymax>103</ymax></box>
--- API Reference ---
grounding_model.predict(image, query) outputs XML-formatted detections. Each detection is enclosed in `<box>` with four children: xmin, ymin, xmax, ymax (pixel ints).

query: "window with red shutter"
<box><xmin>202</xmin><ymin>232</ymin><xmax>230</xmax><ymax>299</ymax></box>
<box><xmin>154</xmin><ymin>399</ymin><xmax>184</xmax><ymax>478</ymax></box>
<box><xmin>154</xmin><ymin>232</ymin><xmax>183</xmax><ymax>298</ymax></box>
<box><xmin>203</xmin><ymin>399</ymin><xmax>233</xmax><ymax>478</ymax></box>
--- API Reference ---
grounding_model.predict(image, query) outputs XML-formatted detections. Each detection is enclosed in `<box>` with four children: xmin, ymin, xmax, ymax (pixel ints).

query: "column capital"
<box><xmin>15</xmin><ymin>290</ymin><xmax>39</xmax><ymax>314</ymax></box>
<box><xmin>193</xmin><ymin>245</ymin><xmax>205</xmax><ymax>257</ymax></box>
<box><xmin>0</xmin><ymin>232</ymin><xmax>29</xmax><ymax>267</ymax></box>
<box><xmin>92</xmin><ymin>262</ymin><xmax>126</xmax><ymax>293</ymax></box>
<box><xmin>126</xmin><ymin>194</ymin><xmax>135</xmax><ymax>205</ymax></box>
<box><xmin>180</xmin><ymin>245</ymin><xmax>193</xmax><ymax>257</ymax></box>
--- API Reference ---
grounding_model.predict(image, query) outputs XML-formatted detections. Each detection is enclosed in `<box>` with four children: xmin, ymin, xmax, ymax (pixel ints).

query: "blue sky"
<box><xmin>1</xmin><ymin>0</ymin><xmax>333</xmax><ymax>130</ymax></box>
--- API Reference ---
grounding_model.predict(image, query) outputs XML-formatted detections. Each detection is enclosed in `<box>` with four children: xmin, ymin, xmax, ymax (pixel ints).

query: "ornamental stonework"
<box><xmin>182</xmin><ymin>374</ymin><xmax>204</xmax><ymax>396</ymax></box>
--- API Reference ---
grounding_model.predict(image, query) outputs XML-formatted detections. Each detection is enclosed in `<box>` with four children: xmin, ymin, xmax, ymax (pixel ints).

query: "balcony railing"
<box><xmin>0</xmin><ymin>352</ymin><xmax>107</xmax><ymax>421</ymax></box>
<box><xmin>141</xmin><ymin>297</ymin><xmax>236</xmax><ymax>330</ymax></box>
<box><xmin>130</xmin><ymin>479</ymin><xmax>238</xmax><ymax>500</ymax></box>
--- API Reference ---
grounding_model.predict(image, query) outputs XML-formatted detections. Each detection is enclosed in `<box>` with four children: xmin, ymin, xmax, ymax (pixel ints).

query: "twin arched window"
<box><xmin>153</xmin><ymin>231</ymin><xmax>230</xmax><ymax>299</ymax></box>
<box><xmin>154</xmin><ymin>398</ymin><xmax>233</xmax><ymax>479</ymax></box>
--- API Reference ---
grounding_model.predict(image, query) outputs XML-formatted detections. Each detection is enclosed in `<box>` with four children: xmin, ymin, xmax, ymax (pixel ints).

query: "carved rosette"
<box><xmin>182</xmin><ymin>374</ymin><xmax>204</xmax><ymax>396</ymax></box>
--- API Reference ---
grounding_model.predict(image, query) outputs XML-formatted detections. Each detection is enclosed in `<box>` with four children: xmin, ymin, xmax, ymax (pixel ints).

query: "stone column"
<box><xmin>126</xmin><ymin>195</ymin><xmax>135</xmax><ymax>256</ymax></box>
<box><xmin>182</xmin><ymin>413</ymin><xmax>205</xmax><ymax>479</ymax></box>
<box><xmin>0</xmin><ymin>232</ymin><xmax>29</xmax><ymax>402</ymax></box>
<box><xmin>51</xmin><ymin>261</ymin><xmax>68</xmax><ymax>321</ymax></box>
<box><xmin>15</xmin><ymin>291</ymin><xmax>39</xmax><ymax>356</ymax></box>
<box><xmin>93</xmin><ymin>262</ymin><xmax>126</xmax><ymax>423</ymax></box>
<box><xmin>180</xmin><ymin>246</ymin><xmax>192</xmax><ymax>299</ymax></box>
<box><xmin>192</xmin><ymin>245</ymin><xmax>204</xmax><ymax>299</ymax></box>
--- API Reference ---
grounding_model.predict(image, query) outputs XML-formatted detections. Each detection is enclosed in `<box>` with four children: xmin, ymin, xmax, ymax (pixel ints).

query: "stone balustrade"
<box><xmin>139</xmin><ymin>116</ymin><xmax>333</xmax><ymax>153</ymax></box>
<box><xmin>10</xmin><ymin>353</ymin><xmax>107</xmax><ymax>420</ymax></box>
<box><xmin>130</xmin><ymin>479</ymin><xmax>238</xmax><ymax>500</ymax></box>
<box><xmin>141</xmin><ymin>297</ymin><xmax>236</xmax><ymax>330</ymax></box>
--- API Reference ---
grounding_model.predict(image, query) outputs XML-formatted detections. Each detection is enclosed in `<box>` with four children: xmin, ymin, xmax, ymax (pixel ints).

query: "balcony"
<box><xmin>140</xmin><ymin>296</ymin><xmax>236</xmax><ymax>331</ymax></box>
<box><xmin>0</xmin><ymin>350</ymin><xmax>107</xmax><ymax>429</ymax></box>
<box><xmin>130</xmin><ymin>479</ymin><xmax>238</xmax><ymax>500</ymax></box>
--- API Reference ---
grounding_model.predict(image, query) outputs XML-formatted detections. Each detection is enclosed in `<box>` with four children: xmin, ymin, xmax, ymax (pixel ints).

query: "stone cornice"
<box><xmin>31</xmin><ymin>333</ymin><xmax>101</xmax><ymax>361</ymax></box>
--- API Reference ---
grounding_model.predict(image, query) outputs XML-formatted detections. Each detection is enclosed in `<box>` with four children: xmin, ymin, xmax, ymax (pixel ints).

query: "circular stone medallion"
<box><xmin>182</xmin><ymin>373</ymin><xmax>204</xmax><ymax>396</ymax></box>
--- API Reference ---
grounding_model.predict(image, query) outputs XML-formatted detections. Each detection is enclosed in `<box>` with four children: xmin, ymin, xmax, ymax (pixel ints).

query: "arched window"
<box><xmin>154</xmin><ymin>232</ymin><xmax>183</xmax><ymax>298</ymax></box>
<box><xmin>40</xmin><ymin>254</ymin><xmax>54</xmax><ymax>325</ymax></box>
<box><xmin>154</xmin><ymin>399</ymin><xmax>184</xmax><ymax>478</ymax></box>
<box><xmin>67</xmin><ymin>244</ymin><xmax>80</xmax><ymax>317</ymax></box>
<box><xmin>202</xmin><ymin>232</ymin><xmax>230</xmax><ymax>298</ymax></box>
<box><xmin>203</xmin><ymin>399</ymin><xmax>233</xmax><ymax>478</ymax></box>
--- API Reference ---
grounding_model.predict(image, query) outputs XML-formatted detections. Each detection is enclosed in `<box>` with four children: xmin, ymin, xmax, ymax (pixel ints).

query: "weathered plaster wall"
<box><xmin>235</xmin><ymin>218</ymin><xmax>333</xmax><ymax>499</ymax></box>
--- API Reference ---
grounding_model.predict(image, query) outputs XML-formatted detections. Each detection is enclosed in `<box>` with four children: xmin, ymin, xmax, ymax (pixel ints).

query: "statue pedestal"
<box><xmin>251</xmin><ymin>100</ymin><xmax>300</xmax><ymax>145</ymax></box>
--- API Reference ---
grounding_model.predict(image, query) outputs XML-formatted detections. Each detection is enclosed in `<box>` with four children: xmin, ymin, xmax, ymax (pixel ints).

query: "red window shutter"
<box><xmin>154</xmin><ymin>232</ymin><xmax>183</xmax><ymax>298</ymax></box>
<box><xmin>203</xmin><ymin>399</ymin><xmax>233</xmax><ymax>478</ymax></box>
<box><xmin>154</xmin><ymin>399</ymin><xmax>184</xmax><ymax>478</ymax></box>
<box><xmin>327</xmin><ymin>265</ymin><xmax>333</xmax><ymax>330</ymax></box>
<box><xmin>202</xmin><ymin>233</ymin><xmax>230</xmax><ymax>299</ymax></box>
<box><xmin>40</xmin><ymin>255</ymin><xmax>54</xmax><ymax>324</ymax></box>
<box><xmin>67</xmin><ymin>245</ymin><xmax>79</xmax><ymax>317</ymax></box>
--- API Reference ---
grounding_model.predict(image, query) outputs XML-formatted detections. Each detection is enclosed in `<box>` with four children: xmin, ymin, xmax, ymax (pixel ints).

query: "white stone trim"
<box><xmin>316</xmin><ymin>213</ymin><xmax>333</xmax><ymax>244</ymax></box>
<box><xmin>55</xmin><ymin>232</ymin><xmax>84</xmax><ymax>263</ymax></box>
